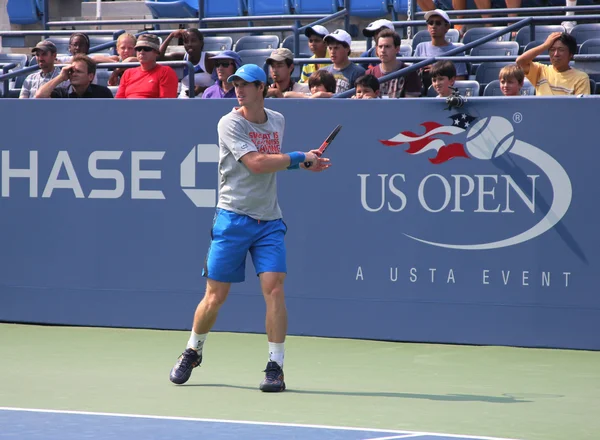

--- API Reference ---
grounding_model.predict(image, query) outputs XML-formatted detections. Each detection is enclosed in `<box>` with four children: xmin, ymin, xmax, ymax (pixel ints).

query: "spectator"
<box><xmin>284</xmin><ymin>70</ymin><xmax>336</xmax><ymax>99</ymax></box>
<box><xmin>108</xmin><ymin>33</ymin><xmax>138</xmax><ymax>86</ymax></box>
<box><xmin>414</xmin><ymin>9</ymin><xmax>467</xmax><ymax>94</ymax></box>
<box><xmin>159</xmin><ymin>28</ymin><xmax>215</xmax><ymax>98</ymax></box>
<box><xmin>322</xmin><ymin>29</ymin><xmax>366</xmax><ymax>94</ymax></box>
<box><xmin>56</xmin><ymin>33</ymin><xmax>90</xmax><ymax>64</ymax></box>
<box><xmin>430</xmin><ymin>60</ymin><xmax>456</xmax><ymax>98</ymax></box>
<box><xmin>115</xmin><ymin>34</ymin><xmax>179</xmax><ymax>99</ymax></box>
<box><xmin>352</xmin><ymin>74</ymin><xmax>381</xmax><ymax>99</ymax></box>
<box><xmin>366</xmin><ymin>30</ymin><xmax>422</xmax><ymax>98</ymax></box>
<box><xmin>299</xmin><ymin>25</ymin><xmax>330</xmax><ymax>83</ymax></box>
<box><xmin>266</xmin><ymin>48</ymin><xmax>309</xmax><ymax>98</ymax></box>
<box><xmin>35</xmin><ymin>54</ymin><xmax>113</xmax><ymax>98</ymax></box>
<box><xmin>202</xmin><ymin>50</ymin><xmax>242</xmax><ymax>99</ymax></box>
<box><xmin>19</xmin><ymin>40</ymin><xmax>66</xmax><ymax>99</ymax></box>
<box><xmin>360</xmin><ymin>19</ymin><xmax>395</xmax><ymax>70</ymax></box>
<box><xmin>498</xmin><ymin>64</ymin><xmax>524</xmax><ymax>96</ymax></box>
<box><xmin>516</xmin><ymin>32</ymin><xmax>590</xmax><ymax>96</ymax></box>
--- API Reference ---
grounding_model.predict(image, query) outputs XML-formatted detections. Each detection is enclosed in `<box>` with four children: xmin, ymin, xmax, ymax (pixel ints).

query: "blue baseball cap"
<box><xmin>227</xmin><ymin>64</ymin><xmax>267</xmax><ymax>84</ymax></box>
<box><xmin>211</xmin><ymin>50</ymin><xmax>242</xmax><ymax>69</ymax></box>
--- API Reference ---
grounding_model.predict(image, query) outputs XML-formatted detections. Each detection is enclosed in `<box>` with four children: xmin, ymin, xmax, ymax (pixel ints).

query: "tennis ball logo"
<box><xmin>465</xmin><ymin>116</ymin><xmax>515</xmax><ymax>160</ymax></box>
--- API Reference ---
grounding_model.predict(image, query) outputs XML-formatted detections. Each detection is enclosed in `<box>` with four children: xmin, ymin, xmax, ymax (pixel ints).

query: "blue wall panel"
<box><xmin>0</xmin><ymin>97</ymin><xmax>598</xmax><ymax>350</ymax></box>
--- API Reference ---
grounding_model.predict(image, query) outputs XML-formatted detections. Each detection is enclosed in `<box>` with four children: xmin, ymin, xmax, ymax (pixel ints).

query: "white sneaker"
<box><xmin>562</xmin><ymin>21</ymin><xmax>576</xmax><ymax>33</ymax></box>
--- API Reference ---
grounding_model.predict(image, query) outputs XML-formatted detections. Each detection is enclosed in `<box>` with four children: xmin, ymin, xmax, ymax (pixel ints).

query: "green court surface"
<box><xmin>1</xmin><ymin>323</ymin><xmax>598</xmax><ymax>440</ymax></box>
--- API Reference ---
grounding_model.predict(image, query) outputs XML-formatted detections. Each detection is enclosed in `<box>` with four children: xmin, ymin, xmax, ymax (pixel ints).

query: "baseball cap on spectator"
<box><xmin>227</xmin><ymin>64</ymin><xmax>267</xmax><ymax>83</ymax></box>
<box><xmin>324</xmin><ymin>29</ymin><xmax>352</xmax><ymax>47</ymax></box>
<box><xmin>211</xmin><ymin>50</ymin><xmax>242</xmax><ymax>69</ymax></box>
<box><xmin>363</xmin><ymin>19</ymin><xmax>395</xmax><ymax>37</ymax></box>
<box><xmin>266</xmin><ymin>48</ymin><xmax>294</xmax><ymax>64</ymax></box>
<box><xmin>304</xmin><ymin>25</ymin><xmax>329</xmax><ymax>39</ymax></box>
<box><xmin>424</xmin><ymin>9</ymin><xmax>451</xmax><ymax>24</ymax></box>
<box><xmin>135</xmin><ymin>34</ymin><xmax>161</xmax><ymax>51</ymax></box>
<box><xmin>31</xmin><ymin>40</ymin><xmax>57</xmax><ymax>54</ymax></box>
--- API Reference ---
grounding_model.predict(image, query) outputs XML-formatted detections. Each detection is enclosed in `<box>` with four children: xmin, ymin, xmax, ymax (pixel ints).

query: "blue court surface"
<box><xmin>0</xmin><ymin>408</ymin><xmax>520</xmax><ymax>440</ymax></box>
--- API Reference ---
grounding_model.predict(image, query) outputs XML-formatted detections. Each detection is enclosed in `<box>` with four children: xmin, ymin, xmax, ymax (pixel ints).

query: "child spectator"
<box><xmin>499</xmin><ymin>64</ymin><xmax>524</xmax><ymax>96</ymax></box>
<box><xmin>430</xmin><ymin>60</ymin><xmax>456</xmax><ymax>98</ymax></box>
<box><xmin>352</xmin><ymin>74</ymin><xmax>381</xmax><ymax>99</ymax></box>
<box><xmin>322</xmin><ymin>29</ymin><xmax>366</xmax><ymax>93</ymax></box>
<box><xmin>299</xmin><ymin>25</ymin><xmax>330</xmax><ymax>83</ymax></box>
<box><xmin>284</xmin><ymin>70</ymin><xmax>336</xmax><ymax>99</ymax></box>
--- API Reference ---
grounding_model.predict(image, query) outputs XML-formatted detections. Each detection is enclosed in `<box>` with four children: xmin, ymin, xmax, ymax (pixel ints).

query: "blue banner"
<box><xmin>1</xmin><ymin>97</ymin><xmax>598</xmax><ymax>350</ymax></box>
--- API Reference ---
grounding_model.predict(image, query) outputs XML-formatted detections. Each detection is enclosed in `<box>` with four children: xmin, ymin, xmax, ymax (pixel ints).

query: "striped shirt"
<box><xmin>526</xmin><ymin>62</ymin><xmax>590</xmax><ymax>96</ymax></box>
<box><xmin>19</xmin><ymin>67</ymin><xmax>68</xmax><ymax>99</ymax></box>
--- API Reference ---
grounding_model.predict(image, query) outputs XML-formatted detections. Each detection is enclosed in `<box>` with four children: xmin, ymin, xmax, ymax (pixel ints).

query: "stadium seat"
<box><xmin>89</xmin><ymin>36</ymin><xmax>117</xmax><ymax>55</ymax></box>
<box><xmin>0</xmin><ymin>54</ymin><xmax>29</xmax><ymax>97</ymax></box>
<box><xmin>247</xmin><ymin>0</ymin><xmax>291</xmax><ymax>15</ymax></box>
<box><xmin>203</xmin><ymin>36</ymin><xmax>234</xmax><ymax>52</ymax></box>
<box><xmin>411</xmin><ymin>29</ymin><xmax>460</xmax><ymax>51</ymax></box>
<box><xmin>237</xmin><ymin>48</ymin><xmax>273</xmax><ymax>68</ymax></box>
<box><xmin>7</xmin><ymin>0</ymin><xmax>41</xmax><ymax>25</ymax></box>
<box><xmin>469</xmin><ymin>41</ymin><xmax>519</xmax><ymax>57</ymax></box>
<box><xmin>392</xmin><ymin>0</ymin><xmax>410</xmax><ymax>14</ymax></box>
<box><xmin>95</xmin><ymin>69</ymin><xmax>111</xmax><ymax>87</ymax></box>
<box><xmin>48</xmin><ymin>37</ymin><xmax>71</xmax><ymax>54</ymax></box>
<box><xmin>590</xmin><ymin>78</ymin><xmax>597</xmax><ymax>94</ymax></box>
<box><xmin>281</xmin><ymin>35</ymin><xmax>311</xmax><ymax>57</ymax></box>
<box><xmin>400</xmin><ymin>44</ymin><xmax>411</xmax><ymax>57</ymax></box>
<box><xmin>483</xmin><ymin>78</ymin><xmax>535</xmax><ymax>96</ymax></box>
<box><xmin>523</xmin><ymin>40</ymin><xmax>550</xmax><ymax>64</ymax></box>
<box><xmin>516</xmin><ymin>25</ymin><xmax>565</xmax><ymax>52</ymax></box>
<box><xmin>462</xmin><ymin>27</ymin><xmax>511</xmax><ymax>45</ymax></box>
<box><xmin>570</xmin><ymin>24</ymin><xmax>600</xmax><ymax>47</ymax></box>
<box><xmin>475</xmin><ymin>61</ymin><xmax>512</xmax><ymax>90</ymax></box>
<box><xmin>235</xmin><ymin>35</ymin><xmax>280</xmax><ymax>51</ymax></box>
<box><xmin>579</xmin><ymin>38</ymin><xmax>600</xmax><ymax>54</ymax></box>
<box><xmin>202</xmin><ymin>0</ymin><xmax>246</xmax><ymax>17</ymax></box>
<box><xmin>291</xmin><ymin>0</ymin><xmax>340</xmax><ymax>14</ymax></box>
<box><xmin>145</xmin><ymin>0</ymin><xmax>199</xmax><ymax>18</ymax></box>
<box><xmin>426</xmin><ymin>81</ymin><xmax>480</xmax><ymax>97</ymax></box>
<box><xmin>349</xmin><ymin>0</ymin><xmax>391</xmax><ymax>18</ymax></box>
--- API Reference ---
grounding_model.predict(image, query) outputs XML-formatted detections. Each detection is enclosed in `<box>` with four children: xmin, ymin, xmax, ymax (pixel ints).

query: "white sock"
<box><xmin>187</xmin><ymin>331</ymin><xmax>207</xmax><ymax>354</ymax></box>
<box><xmin>566</xmin><ymin>0</ymin><xmax>576</xmax><ymax>16</ymax></box>
<box><xmin>268</xmin><ymin>342</ymin><xmax>285</xmax><ymax>368</ymax></box>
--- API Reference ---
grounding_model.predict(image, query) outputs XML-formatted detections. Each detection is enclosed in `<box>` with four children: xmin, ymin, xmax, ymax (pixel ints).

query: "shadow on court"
<box><xmin>183</xmin><ymin>383</ymin><xmax>532</xmax><ymax>403</ymax></box>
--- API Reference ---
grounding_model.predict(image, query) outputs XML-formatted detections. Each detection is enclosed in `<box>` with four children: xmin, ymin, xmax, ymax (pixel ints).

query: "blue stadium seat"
<box><xmin>516</xmin><ymin>25</ymin><xmax>565</xmax><ymax>52</ymax></box>
<box><xmin>291</xmin><ymin>0</ymin><xmax>340</xmax><ymax>13</ymax></box>
<box><xmin>570</xmin><ymin>24</ymin><xmax>600</xmax><ymax>47</ymax></box>
<box><xmin>392</xmin><ymin>0</ymin><xmax>410</xmax><ymax>14</ymax></box>
<box><xmin>579</xmin><ymin>38</ymin><xmax>600</xmax><ymax>55</ymax></box>
<box><xmin>237</xmin><ymin>48</ymin><xmax>273</xmax><ymax>68</ymax></box>
<box><xmin>7</xmin><ymin>0</ymin><xmax>41</xmax><ymax>25</ymax></box>
<box><xmin>203</xmin><ymin>36</ymin><xmax>234</xmax><ymax>52</ymax></box>
<box><xmin>411</xmin><ymin>29</ymin><xmax>460</xmax><ymax>51</ymax></box>
<box><xmin>145</xmin><ymin>0</ymin><xmax>199</xmax><ymax>18</ymax></box>
<box><xmin>523</xmin><ymin>40</ymin><xmax>550</xmax><ymax>64</ymax></box>
<box><xmin>235</xmin><ymin>35</ymin><xmax>280</xmax><ymax>51</ymax></box>
<box><xmin>95</xmin><ymin>69</ymin><xmax>111</xmax><ymax>87</ymax></box>
<box><xmin>281</xmin><ymin>35</ymin><xmax>311</xmax><ymax>57</ymax></box>
<box><xmin>47</xmin><ymin>37</ymin><xmax>71</xmax><ymax>54</ymax></box>
<box><xmin>89</xmin><ymin>36</ymin><xmax>117</xmax><ymax>55</ymax></box>
<box><xmin>0</xmin><ymin>54</ymin><xmax>29</xmax><ymax>97</ymax></box>
<box><xmin>590</xmin><ymin>78</ymin><xmax>597</xmax><ymax>94</ymax></box>
<box><xmin>247</xmin><ymin>0</ymin><xmax>291</xmax><ymax>15</ymax></box>
<box><xmin>483</xmin><ymin>79</ymin><xmax>535</xmax><ymax>96</ymax></box>
<box><xmin>462</xmin><ymin>27</ymin><xmax>511</xmax><ymax>45</ymax></box>
<box><xmin>349</xmin><ymin>0</ymin><xmax>390</xmax><ymax>18</ymax></box>
<box><xmin>469</xmin><ymin>41</ymin><xmax>519</xmax><ymax>57</ymax></box>
<box><xmin>475</xmin><ymin>61</ymin><xmax>512</xmax><ymax>90</ymax></box>
<box><xmin>400</xmin><ymin>44</ymin><xmax>411</xmax><ymax>57</ymax></box>
<box><xmin>203</xmin><ymin>0</ymin><xmax>246</xmax><ymax>17</ymax></box>
<box><xmin>426</xmin><ymin>81</ymin><xmax>480</xmax><ymax>97</ymax></box>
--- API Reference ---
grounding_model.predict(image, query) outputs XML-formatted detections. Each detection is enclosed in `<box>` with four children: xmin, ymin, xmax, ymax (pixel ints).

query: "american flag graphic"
<box><xmin>380</xmin><ymin>113</ymin><xmax>477</xmax><ymax>164</ymax></box>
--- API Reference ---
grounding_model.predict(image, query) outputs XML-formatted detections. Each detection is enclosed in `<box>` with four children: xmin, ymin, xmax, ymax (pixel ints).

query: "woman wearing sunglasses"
<box><xmin>202</xmin><ymin>51</ymin><xmax>243</xmax><ymax>99</ymax></box>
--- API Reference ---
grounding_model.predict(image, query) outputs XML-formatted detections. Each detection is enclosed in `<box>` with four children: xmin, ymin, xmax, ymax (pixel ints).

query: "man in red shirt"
<box><xmin>116</xmin><ymin>34</ymin><xmax>178</xmax><ymax>98</ymax></box>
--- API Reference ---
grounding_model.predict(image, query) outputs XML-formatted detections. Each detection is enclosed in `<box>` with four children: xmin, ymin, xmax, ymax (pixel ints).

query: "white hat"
<box><xmin>424</xmin><ymin>9</ymin><xmax>451</xmax><ymax>24</ymax></box>
<box><xmin>305</xmin><ymin>25</ymin><xmax>329</xmax><ymax>39</ymax></box>
<box><xmin>324</xmin><ymin>29</ymin><xmax>352</xmax><ymax>47</ymax></box>
<box><xmin>363</xmin><ymin>19</ymin><xmax>395</xmax><ymax>37</ymax></box>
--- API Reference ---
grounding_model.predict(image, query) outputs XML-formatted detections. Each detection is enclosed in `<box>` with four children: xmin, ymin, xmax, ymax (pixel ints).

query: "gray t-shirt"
<box><xmin>322</xmin><ymin>63</ymin><xmax>366</xmax><ymax>93</ymax></box>
<box><xmin>414</xmin><ymin>42</ymin><xmax>468</xmax><ymax>77</ymax></box>
<box><xmin>216</xmin><ymin>108</ymin><xmax>285</xmax><ymax>221</ymax></box>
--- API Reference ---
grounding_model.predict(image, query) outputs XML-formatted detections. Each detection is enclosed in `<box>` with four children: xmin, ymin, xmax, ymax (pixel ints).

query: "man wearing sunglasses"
<box><xmin>414</xmin><ymin>9</ymin><xmax>467</xmax><ymax>94</ymax></box>
<box><xmin>115</xmin><ymin>34</ymin><xmax>178</xmax><ymax>99</ymax></box>
<box><xmin>202</xmin><ymin>51</ymin><xmax>242</xmax><ymax>99</ymax></box>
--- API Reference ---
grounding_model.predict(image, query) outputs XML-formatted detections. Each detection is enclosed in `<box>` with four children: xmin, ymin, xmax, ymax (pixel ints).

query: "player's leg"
<box><xmin>250</xmin><ymin>219</ymin><xmax>288</xmax><ymax>392</ymax></box>
<box><xmin>170</xmin><ymin>209</ymin><xmax>249</xmax><ymax>385</ymax></box>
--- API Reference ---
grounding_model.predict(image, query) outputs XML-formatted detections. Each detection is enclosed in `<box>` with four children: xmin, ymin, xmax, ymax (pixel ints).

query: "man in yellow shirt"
<box><xmin>516</xmin><ymin>32</ymin><xmax>590</xmax><ymax>95</ymax></box>
<box><xmin>299</xmin><ymin>25</ymin><xmax>330</xmax><ymax>83</ymax></box>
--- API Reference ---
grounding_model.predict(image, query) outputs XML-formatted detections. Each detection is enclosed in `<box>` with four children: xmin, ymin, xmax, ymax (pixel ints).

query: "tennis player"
<box><xmin>169</xmin><ymin>64</ymin><xmax>330</xmax><ymax>392</ymax></box>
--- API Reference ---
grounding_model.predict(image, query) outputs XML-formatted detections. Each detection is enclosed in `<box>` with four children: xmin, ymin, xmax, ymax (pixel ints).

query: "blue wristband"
<box><xmin>287</xmin><ymin>151</ymin><xmax>305</xmax><ymax>170</ymax></box>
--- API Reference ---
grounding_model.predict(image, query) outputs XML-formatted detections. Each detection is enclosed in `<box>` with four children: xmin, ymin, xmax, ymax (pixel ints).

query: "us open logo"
<box><xmin>180</xmin><ymin>144</ymin><xmax>219</xmax><ymax>207</ymax></box>
<box><xmin>377</xmin><ymin>114</ymin><xmax>572</xmax><ymax>250</ymax></box>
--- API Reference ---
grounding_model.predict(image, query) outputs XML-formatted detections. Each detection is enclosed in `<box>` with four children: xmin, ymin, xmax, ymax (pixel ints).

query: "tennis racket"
<box><xmin>304</xmin><ymin>124</ymin><xmax>342</xmax><ymax>168</ymax></box>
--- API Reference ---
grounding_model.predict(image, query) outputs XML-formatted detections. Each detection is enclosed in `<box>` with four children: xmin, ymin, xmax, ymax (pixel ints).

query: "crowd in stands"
<box><xmin>12</xmin><ymin>6</ymin><xmax>595</xmax><ymax>101</ymax></box>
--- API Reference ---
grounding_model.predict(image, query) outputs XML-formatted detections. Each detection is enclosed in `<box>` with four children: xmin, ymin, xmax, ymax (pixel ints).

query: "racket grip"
<box><xmin>304</xmin><ymin>161</ymin><xmax>312</xmax><ymax>168</ymax></box>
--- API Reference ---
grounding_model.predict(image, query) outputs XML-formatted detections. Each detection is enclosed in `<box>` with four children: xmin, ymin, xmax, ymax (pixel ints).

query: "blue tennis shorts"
<box><xmin>202</xmin><ymin>208</ymin><xmax>287</xmax><ymax>283</ymax></box>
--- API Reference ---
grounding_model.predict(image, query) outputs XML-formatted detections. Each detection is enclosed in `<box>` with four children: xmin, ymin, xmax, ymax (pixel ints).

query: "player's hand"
<box><xmin>543</xmin><ymin>32</ymin><xmax>563</xmax><ymax>49</ymax></box>
<box><xmin>301</xmin><ymin>152</ymin><xmax>331</xmax><ymax>172</ymax></box>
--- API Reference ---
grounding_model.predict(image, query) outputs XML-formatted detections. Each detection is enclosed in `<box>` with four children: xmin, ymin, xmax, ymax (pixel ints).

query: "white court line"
<box><xmin>0</xmin><ymin>407</ymin><xmax>521</xmax><ymax>440</ymax></box>
<box><xmin>363</xmin><ymin>434</ymin><xmax>426</xmax><ymax>440</ymax></box>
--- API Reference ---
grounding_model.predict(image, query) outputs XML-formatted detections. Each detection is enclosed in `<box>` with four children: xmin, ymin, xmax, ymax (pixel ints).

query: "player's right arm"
<box><xmin>517</xmin><ymin>32</ymin><xmax>562</xmax><ymax>74</ymax></box>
